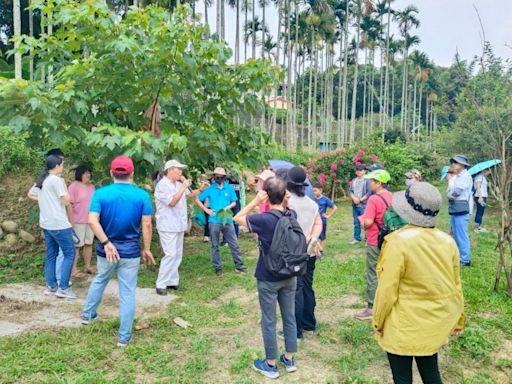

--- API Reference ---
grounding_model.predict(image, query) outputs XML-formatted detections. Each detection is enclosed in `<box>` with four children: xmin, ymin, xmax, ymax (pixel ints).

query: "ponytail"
<box><xmin>35</xmin><ymin>155</ymin><xmax>63</xmax><ymax>189</ymax></box>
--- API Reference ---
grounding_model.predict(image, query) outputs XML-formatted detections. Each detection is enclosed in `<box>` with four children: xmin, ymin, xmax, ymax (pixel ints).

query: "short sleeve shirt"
<box><xmin>288</xmin><ymin>194</ymin><xmax>319</xmax><ymax>237</ymax></box>
<box><xmin>362</xmin><ymin>190</ymin><xmax>393</xmax><ymax>247</ymax></box>
<box><xmin>68</xmin><ymin>181</ymin><xmax>95</xmax><ymax>224</ymax></box>
<box><xmin>315</xmin><ymin>195</ymin><xmax>334</xmax><ymax>219</ymax></box>
<box><xmin>198</xmin><ymin>182</ymin><xmax>238</xmax><ymax>224</ymax></box>
<box><xmin>154</xmin><ymin>177</ymin><xmax>190</xmax><ymax>232</ymax></box>
<box><xmin>89</xmin><ymin>183</ymin><xmax>153</xmax><ymax>258</ymax></box>
<box><xmin>474</xmin><ymin>174</ymin><xmax>488</xmax><ymax>198</ymax></box>
<box><xmin>247</xmin><ymin>211</ymin><xmax>289</xmax><ymax>282</ymax></box>
<box><xmin>32</xmin><ymin>175</ymin><xmax>72</xmax><ymax>230</ymax></box>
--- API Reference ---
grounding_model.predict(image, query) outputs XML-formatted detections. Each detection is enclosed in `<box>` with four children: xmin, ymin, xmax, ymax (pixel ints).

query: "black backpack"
<box><xmin>262</xmin><ymin>209</ymin><xmax>309</xmax><ymax>278</ymax></box>
<box><xmin>374</xmin><ymin>194</ymin><xmax>391</xmax><ymax>250</ymax></box>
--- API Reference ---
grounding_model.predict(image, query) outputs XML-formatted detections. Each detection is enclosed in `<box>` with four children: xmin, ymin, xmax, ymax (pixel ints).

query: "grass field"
<box><xmin>1</xmin><ymin>192</ymin><xmax>511</xmax><ymax>383</ymax></box>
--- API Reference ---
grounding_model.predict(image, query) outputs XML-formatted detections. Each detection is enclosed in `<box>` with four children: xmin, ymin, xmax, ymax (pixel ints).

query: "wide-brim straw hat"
<box><xmin>392</xmin><ymin>182</ymin><xmax>441</xmax><ymax>228</ymax></box>
<box><xmin>211</xmin><ymin>167</ymin><xmax>227</xmax><ymax>176</ymax></box>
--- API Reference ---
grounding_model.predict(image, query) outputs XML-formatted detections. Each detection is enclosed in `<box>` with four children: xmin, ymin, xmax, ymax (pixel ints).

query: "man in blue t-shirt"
<box><xmin>81</xmin><ymin>156</ymin><xmax>155</xmax><ymax>347</ymax></box>
<box><xmin>312</xmin><ymin>182</ymin><xmax>337</xmax><ymax>249</ymax></box>
<box><xmin>234</xmin><ymin>177</ymin><xmax>298</xmax><ymax>379</ymax></box>
<box><xmin>196</xmin><ymin>167</ymin><xmax>246</xmax><ymax>276</ymax></box>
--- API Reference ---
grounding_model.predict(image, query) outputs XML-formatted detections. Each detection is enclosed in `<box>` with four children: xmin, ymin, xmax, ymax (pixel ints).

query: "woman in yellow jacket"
<box><xmin>373</xmin><ymin>182</ymin><xmax>465</xmax><ymax>384</ymax></box>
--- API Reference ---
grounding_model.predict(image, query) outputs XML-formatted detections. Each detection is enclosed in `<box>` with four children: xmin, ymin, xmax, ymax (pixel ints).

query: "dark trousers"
<box><xmin>474</xmin><ymin>197</ymin><xmax>487</xmax><ymax>225</ymax></box>
<box><xmin>387</xmin><ymin>353</ymin><xmax>442</xmax><ymax>384</ymax></box>
<box><xmin>295</xmin><ymin>257</ymin><xmax>317</xmax><ymax>338</ymax></box>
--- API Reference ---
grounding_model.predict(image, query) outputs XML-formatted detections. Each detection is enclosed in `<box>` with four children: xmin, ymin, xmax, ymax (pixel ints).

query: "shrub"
<box><xmin>0</xmin><ymin>126</ymin><xmax>36</xmax><ymax>179</ymax></box>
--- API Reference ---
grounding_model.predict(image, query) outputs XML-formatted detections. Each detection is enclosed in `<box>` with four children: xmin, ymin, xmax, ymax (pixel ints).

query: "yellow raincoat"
<box><xmin>372</xmin><ymin>225</ymin><xmax>465</xmax><ymax>356</ymax></box>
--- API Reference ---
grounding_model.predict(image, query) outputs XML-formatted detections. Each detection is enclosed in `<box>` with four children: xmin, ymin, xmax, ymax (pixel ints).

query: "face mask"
<box><xmin>405</xmin><ymin>179</ymin><xmax>414</xmax><ymax>187</ymax></box>
<box><xmin>215</xmin><ymin>176</ymin><xmax>225</xmax><ymax>185</ymax></box>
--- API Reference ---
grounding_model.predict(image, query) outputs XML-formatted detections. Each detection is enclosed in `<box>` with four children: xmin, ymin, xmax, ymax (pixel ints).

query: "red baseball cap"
<box><xmin>111</xmin><ymin>155</ymin><xmax>134</xmax><ymax>175</ymax></box>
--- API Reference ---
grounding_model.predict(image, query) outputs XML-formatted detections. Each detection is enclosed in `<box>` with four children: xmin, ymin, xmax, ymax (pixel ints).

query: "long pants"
<box><xmin>366</xmin><ymin>245</ymin><xmax>380</xmax><ymax>309</ymax></box>
<box><xmin>82</xmin><ymin>256</ymin><xmax>140</xmax><ymax>343</ymax></box>
<box><xmin>352</xmin><ymin>205</ymin><xmax>365</xmax><ymax>241</ymax></box>
<box><xmin>474</xmin><ymin>197</ymin><xmax>487</xmax><ymax>225</ymax></box>
<box><xmin>156</xmin><ymin>231</ymin><xmax>185</xmax><ymax>289</ymax></box>
<box><xmin>257</xmin><ymin>278</ymin><xmax>298</xmax><ymax>360</ymax></box>
<box><xmin>387</xmin><ymin>353</ymin><xmax>443</xmax><ymax>384</ymax></box>
<box><xmin>56</xmin><ymin>247</ymin><xmax>64</xmax><ymax>286</ymax></box>
<box><xmin>208</xmin><ymin>223</ymin><xmax>244</xmax><ymax>271</ymax></box>
<box><xmin>43</xmin><ymin>228</ymin><xmax>75</xmax><ymax>290</ymax></box>
<box><xmin>295</xmin><ymin>257</ymin><xmax>317</xmax><ymax>338</ymax></box>
<box><xmin>450</xmin><ymin>214</ymin><xmax>471</xmax><ymax>264</ymax></box>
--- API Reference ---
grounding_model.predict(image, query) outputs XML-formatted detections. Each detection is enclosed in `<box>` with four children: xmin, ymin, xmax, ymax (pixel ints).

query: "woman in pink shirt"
<box><xmin>68</xmin><ymin>165</ymin><xmax>96</xmax><ymax>277</ymax></box>
<box><xmin>255</xmin><ymin>169</ymin><xmax>275</xmax><ymax>213</ymax></box>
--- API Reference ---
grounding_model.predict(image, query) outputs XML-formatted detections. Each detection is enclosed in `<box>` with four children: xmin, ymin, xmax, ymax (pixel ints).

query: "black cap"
<box><xmin>366</xmin><ymin>163</ymin><xmax>384</xmax><ymax>172</ymax></box>
<box><xmin>45</xmin><ymin>148</ymin><xmax>65</xmax><ymax>158</ymax></box>
<box><xmin>288</xmin><ymin>166</ymin><xmax>308</xmax><ymax>186</ymax></box>
<box><xmin>355</xmin><ymin>164</ymin><xmax>366</xmax><ymax>171</ymax></box>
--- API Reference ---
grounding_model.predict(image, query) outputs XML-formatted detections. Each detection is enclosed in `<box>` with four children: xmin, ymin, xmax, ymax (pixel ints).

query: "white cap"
<box><xmin>256</xmin><ymin>169</ymin><xmax>275</xmax><ymax>181</ymax></box>
<box><xmin>164</xmin><ymin>159</ymin><xmax>187</xmax><ymax>171</ymax></box>
<box><xmin>212</xmin><ymin>167</ymin><xmax>227</xmax><ymax>176</ymax></box>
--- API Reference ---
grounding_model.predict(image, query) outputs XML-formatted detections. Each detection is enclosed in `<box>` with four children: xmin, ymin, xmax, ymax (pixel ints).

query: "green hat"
<box><xmin>364</xmin><ymin>169</ymin><xmax>391</xmax><ymax>183</ymax></box>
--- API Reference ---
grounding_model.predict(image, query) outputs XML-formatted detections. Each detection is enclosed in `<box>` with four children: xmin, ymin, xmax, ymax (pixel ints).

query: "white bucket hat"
<box><xmin>392</xmin><ymin>182</ymin><xmax>441</xmax><ymax>228</ymax></box>
<box><xmin>212</xmin><ymin>167</ymin><xmax>227</xmax><ymax>176</ymax></box>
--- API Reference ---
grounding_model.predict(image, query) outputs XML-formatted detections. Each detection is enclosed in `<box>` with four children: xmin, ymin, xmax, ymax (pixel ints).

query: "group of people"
<box><xmin>28</xmin><ymin>148</ymin><xmax>494</xmax><ymax>383</ymax></box>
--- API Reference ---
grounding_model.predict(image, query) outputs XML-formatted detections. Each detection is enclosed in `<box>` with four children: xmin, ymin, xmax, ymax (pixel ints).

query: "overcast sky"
<box><xmin>206</xmin><ymin>0</ymin><xmax>512</xmax><ymax>67</ymax></box>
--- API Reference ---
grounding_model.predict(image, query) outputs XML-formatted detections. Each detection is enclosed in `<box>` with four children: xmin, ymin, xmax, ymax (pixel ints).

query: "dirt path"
<box><xmin>0</xmin><ymin>279</ymin><xmax>177</xmax><ymax>337</ymax></box>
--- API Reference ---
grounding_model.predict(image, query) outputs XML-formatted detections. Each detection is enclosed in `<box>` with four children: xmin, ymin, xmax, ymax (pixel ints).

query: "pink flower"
<box><xmin>339</xmin><ymin>159</ymin><xmax>346</xmax><ymax>165</ymax></box>
<box><xmin>319</xmin><ymin>173</ymin><xmax>327</xmax><ymax>185</ymax></box>
<box><xmin>330</xmin><ymin>172</ymin><xmax>336</xmax><ymax>177</ymax></box>
<box><xmin>330</xmin><ymin>163</ymin><xmax>337</xmax><ymax>171</ymax></box>
<box><xmin>352</xmin><ymin>156</ymin><xmax>360</xmax><ymax>163</ymax></box>
<box><xmin>306</xmin><ymin>172</ymin><xmax>312</xmax><ymax>180</ymax></box>
<box><xmin>357</xmin><ymin>149</ymin><xmax>365</xmax><ymax>156</ymax></box>
<box><xmin>370</xmin><ymin>154</ymin><xmax>378</xmax><ymax>162</ymax></box>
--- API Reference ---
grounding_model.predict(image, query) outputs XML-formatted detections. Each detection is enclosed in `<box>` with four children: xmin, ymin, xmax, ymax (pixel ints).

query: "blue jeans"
<box><xmin>451</xmin><ymin>214</ymin><xmax>471</xmax><ymax>264</ymax></box>
<box><xmin>474</xmin><ymin>197</ymin><xmax>487</xmax><ymax>225</ymax></box>
<box><xmin>56</xmin><ymin>248</ymin><xmax>64</xmax><ymax>286</ymax></box>
<box><xmin>352</xmin><ymin>205</ymin><xmax>365</xmax><ymax>241</ymax></box>
<box><xmin>43</xmin><ymin>228</ymin><xmax>75</xmax><ymax>290</ymax></box>
<box><xmin>82</xmin><ymin>256</ymin><xmax>140</xmax><ymax>343</ymax></box>
<box><xmin>208</xmin><ymin>223</ymin><xmax>244</xmax><ymax>271</ymax></box>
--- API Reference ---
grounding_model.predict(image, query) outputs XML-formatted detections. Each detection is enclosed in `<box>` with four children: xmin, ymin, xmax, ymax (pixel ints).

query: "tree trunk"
<box><xmin>221</xmin><ymin>0</ymin><xmax>225</xmax><ymax>39</ymax></box>
<box><xmin>337</xmin><ymin>37</ymin><xmax>343</xmax><ymax>147</ymax></box>
<box><xmin>261</xmin><ymin>1</ymin><xmax>266</xmax><ymax>59</ymax></box>
<box><xmin>205</xmin><ymin>0</ymin><xmax>209</xmax><ymax>27</ymax></box>
<box><xmin>312</xmin><ymin>47</ymin><xmax>319</xmax><ymax>150</ymax></box>
<box><xmin>412</xmin><ymin>75</ymin><xmax>417</xmax><ymax>140</ymax></box>
<box><xmin>400</xmin><ymin>51</ymin><xmax>407</xmax><ymax>135</ymax></box>
<box><xmin>251</xmin><ymin>0</ymin><xmax>256</xmax><ymax>58</ymax></box>
<box><xmin>243</xmin><ymin>0</ymin><xmax>247</xmax><ymax>61</ymax></box>
<box><xmin>13</xmin><ymin>0</ymin><xmax>22</xmax><ymax>79</ymax></box>
<box><xmin>350</xmin><ymin>13</ymin><xmax>361</xmax><ymax>144</ymax></box>
<box><xmin>29</xmin><ymin>0</ymin><xmax>34</xmax><ymax>81</ymax></box>
<box><xmin>216</xmin><ymin>0</ymin><xmax>221</xmax><ymax>36</ymax></box>
<box><xmin>307</xmin><ymin>30</ymin><xmax>315</xmax><ymax>151</ymax></box>
<box><xmin>362</xmin><ymin>47</ymin><xmax>368</xmax><ymax>139</ymax></box>
<box><xmin>383</xmin><ymin>3</ymin><xmax>391</xmax><ymax>137</ymax></box>
<box><xmin>369</xmin><ymin>48</ymin><xmax>375</xmax><ymax>132</ymax></box>
<box><xmin>341</xmin><ymin>0</ymin><xmax>350</xmax><ymax>146</ymax></box>
<box><xmin>418</xmin><ymin>83</ymin><xmax>423</xmax><ymax>141</ymax></box>
<box><xmin>235</xmin><ymin>0</ymin><xmax>240</xmax><ymax>63</ymax></box>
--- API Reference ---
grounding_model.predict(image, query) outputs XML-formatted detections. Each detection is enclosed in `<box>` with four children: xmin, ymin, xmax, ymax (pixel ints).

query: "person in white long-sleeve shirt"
<box><xmin>154</xmin><ymin>160</ymin><xmax>208</xmax><ymax>295</ymax></box>
<box><xmin>446</xmin><ymin>154</ymin><xmax>473</xmax><ymax>267</ymax></box>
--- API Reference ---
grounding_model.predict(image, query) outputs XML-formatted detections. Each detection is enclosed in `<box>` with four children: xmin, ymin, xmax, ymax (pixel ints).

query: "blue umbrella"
<box><xmin>268</xmin><ymin>159</ymin><xmax>295</xmax><ymax>170</ymax></box>
<box><xmin>268</xmin><ymin>159</ymin><xmax>315</xmax><ymax>199</ymax></box>
<box><xmin>440</xmin><ymin>165</ymin><xmax>450</xmax><ymax>181</ymax></box>
<box><xmin>468</xmin><ymin>159</ymin><xmax>501</xmax><ymax>176</ymax></box>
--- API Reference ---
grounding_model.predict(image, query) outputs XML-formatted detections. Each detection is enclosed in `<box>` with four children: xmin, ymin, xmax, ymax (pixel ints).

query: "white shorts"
<box><xmin>73</xmin><ymin>223</ymin><xmax>94</xmax><ymax>247</ymax></box>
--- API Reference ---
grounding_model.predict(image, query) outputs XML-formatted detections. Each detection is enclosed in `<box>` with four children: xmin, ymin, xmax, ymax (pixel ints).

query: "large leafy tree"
<box><xmin>1</xmin><ymin>0</ymin><xmax>280</xmax><ymax>179</ymax></box>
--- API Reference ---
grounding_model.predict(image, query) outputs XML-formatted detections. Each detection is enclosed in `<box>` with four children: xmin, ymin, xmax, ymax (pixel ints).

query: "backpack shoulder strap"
<box><xmin>374</xmin><ymin>193</ymin><xmax>390</xmax><ymax>209</ymax></box>
<box><xmin>268</xmin><ymin>209</ymin><xmax>284</xmax><ymax>219</ymax></box>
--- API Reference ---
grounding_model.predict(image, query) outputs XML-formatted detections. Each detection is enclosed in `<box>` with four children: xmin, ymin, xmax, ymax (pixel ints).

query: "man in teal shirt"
<box><xmin>197</xmin><ymin>167</ymin><xmax>247</xmax><ymax>276</ymax></box>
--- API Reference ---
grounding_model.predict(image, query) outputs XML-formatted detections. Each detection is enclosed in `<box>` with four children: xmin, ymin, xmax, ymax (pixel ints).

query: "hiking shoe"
<box><xmin>461</xmin><ymin>261</ymin><xmax>472</xmax><ymax>267</ymax></box>
<box><xmin>235</xmin><ymin>266</ymin><xmax>247</xmax><ymax>274</ymax></box>
<box><xmin>156</xmin><ymin>288</ymin><xmax>167</xmax><ymax>296</ymax></box>
<box><xmin>348</xmin><ymin>239</ymin><xmax>361</xmax><ymax>245</ymax></box>
<box><xmin>44</xmin><ymin>286</ymin><xmax>58</xmax><ymax>296</ymax></box>
<box><xmin>253</xmin><ymin>359</ymin><xmax>279</xmax><ymax>379</ymax></box>
<box><xmin>355</xmin><ymin>308</ymin><xmax>373</xmax><ymax>320</ymax></box>
<box><xmin>81</xmin><ymin>313</ymin><xmax>98</xmax><ymax>325</ymax></box>
<box><xmin>117</xmin><ymin>339</ymin><xmax>130</xmax><ymax>348</ymax></box>
<box><xmin>280</xmin><ymin>354</ymin><xmax>298</xmax><ymax>373</ymax></box>
<box><xmin>203</xmin><ymin>236</ymin><xmax>210</xmax><ymax>242</ymax></box>
<box><xmin>55</xmin><ymin>288</ymin><xmax>78</xmax><ymax>299</ymax></box>
<box><xmin>215</xmin><ymin>269</ymin><xmax>223</xmax><ymax>277</ymax></box>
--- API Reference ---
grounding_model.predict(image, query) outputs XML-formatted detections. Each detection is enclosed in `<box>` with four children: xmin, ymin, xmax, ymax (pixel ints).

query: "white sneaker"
<box><xmin>55</xmin><ymin>288</ymin><xmax>78</xmax><ymax>299</ymax></box>
<box><xmin>348</xmin><ymin>239</ymin><xmax>361</xmax><ymax>245</ymax></box>
<box><xmin>203</xmin><ymin>236</ymin><xmax>210</xmax><ymax>243</ymax></box>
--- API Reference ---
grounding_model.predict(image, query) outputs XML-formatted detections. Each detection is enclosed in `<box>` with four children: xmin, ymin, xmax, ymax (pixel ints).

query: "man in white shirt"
<box><xmin>154</xmin><ymin>160</ymin><xmax>208</xmax><ymax>295</ymax></box>
<box><xmin>446</xmin><ymin>155</ymin><xmax>473</xmax><ymax>267</ymax></box>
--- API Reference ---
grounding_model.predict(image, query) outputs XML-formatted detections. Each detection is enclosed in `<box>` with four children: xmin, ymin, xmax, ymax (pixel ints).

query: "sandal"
<box><xmin>72</xmin><ymin>271</ymin><xmax>87</xmax><ymax>279</ymax></box>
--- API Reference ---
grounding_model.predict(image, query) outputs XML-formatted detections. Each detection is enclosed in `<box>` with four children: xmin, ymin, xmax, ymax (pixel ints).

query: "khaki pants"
<box><xmin>366</xmin><ymin>245</ymin><xmax>380</xmax><ymax>308</ymax></box>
